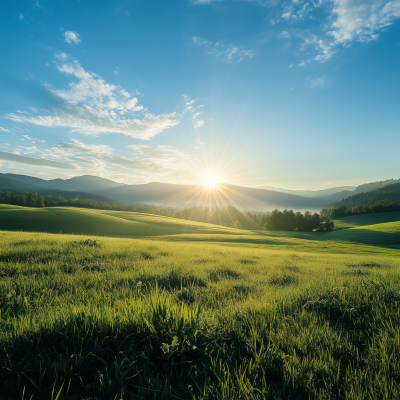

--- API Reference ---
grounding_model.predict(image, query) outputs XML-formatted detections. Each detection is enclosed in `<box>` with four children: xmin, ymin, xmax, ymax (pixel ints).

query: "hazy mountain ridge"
<box><xmin>257</xmin><ymin>185</ymin><xmax>356</xmax><ymax>198</ymax></box>
<box><xmin>0</xmin><ymin>175</ymin><xmax>119</xmax><ymax>203</ymax></box>
<box><xmin>2</xmin><ymin>173</ymin><xmax>399</xmax><ymax>212</ymax></box>
<box><xmin>2</xmin><ymin>173</ymin><xmax>125</xmax><ymax>192</ymax></box>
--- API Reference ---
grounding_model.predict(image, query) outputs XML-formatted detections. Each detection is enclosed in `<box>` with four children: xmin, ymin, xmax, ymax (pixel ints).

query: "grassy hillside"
<box><xmin>0</xmin><ymin>230</ymin><xmax>399</xmax><ymax>399</ymax></box>
<box><xmin>334</xmin><ymin>211</ymin><xmax>400</xmax><ymax>229</ymax></box>
<box><xmin>0</xmin><ymin>204</ymin><xmax>238</xmax><ymax>236</ymax></box>
<box><xmin>1</xmin><ymin>204</ymin><xmax>400</xmax><ymax>255</ymax></box>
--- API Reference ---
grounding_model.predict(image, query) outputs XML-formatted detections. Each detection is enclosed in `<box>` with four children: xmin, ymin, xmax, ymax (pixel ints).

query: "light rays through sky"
<box><xmin>0</xmin><ymin>0</ymin><xmax>399</xmax><ymax>189</ymax></box>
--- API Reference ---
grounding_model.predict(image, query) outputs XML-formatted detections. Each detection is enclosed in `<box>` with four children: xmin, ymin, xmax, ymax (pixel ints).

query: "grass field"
<box><xmin>333</xmin><ymin>212</ymin><xmax>400</xmax><ymax>229</ymax></box>
<box><xmin>0</xmin><ymin>205</ymin><xmax>400</xmax><ymax>399</ymax></box>
<box><xmin>1</xmin><ymin>204</ymin><xmax>400</xmax><ymax>255</ymax></box>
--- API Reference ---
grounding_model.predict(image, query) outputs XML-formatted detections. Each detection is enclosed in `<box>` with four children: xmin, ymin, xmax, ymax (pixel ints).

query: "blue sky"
<box><xmin>0</xmin><ymin>0</ymin><xmax>399</xmax><ymax>189</ymax></box>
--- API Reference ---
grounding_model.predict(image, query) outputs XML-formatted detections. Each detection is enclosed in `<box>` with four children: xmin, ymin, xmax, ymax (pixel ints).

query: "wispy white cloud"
<box><xmin>281</xmin><ymin>2</ymin><xmax>313</xmax><ymax>20</ymax></box>
<box><xmin>4</xmin><ymin>56</ymin><xmax>179</xmax><ymax>139</ymax></box>
<box><xmin>22</xmin><ymin>134</ymin><xmax>46</xmax><ymax>144</ymax></box>
<box><xmin>296</xmin><ymin>0</ymin><xmax>400</xmax><ymax>63</ymax></box>
<box><xmin>192</xmin><ymin>36</ymin><xmax>256</xmax><ymax>63</ymax></box>
<box><xmin>183</xmin><ymin>95</ymin><xmax>205</xmax><ymax>128</ymax></box>
<box><xmin>0</xmin><ymin>150</ymin><xmax>79</xmax><ymax>170</ymax></box>
<box><xmin>56</xmin><ymin>139</ymin><xmax>194</xmax><ymax>180</ymax></box>
<box><xmin>328</xmin><ymin>0</ymin><xmax>400</xmax><ymax>44</ymax></box>
<box><xmin>60</xmin><ymin>139</ymin><xmax>113</xmax><ymax>155</ymax></box>
<box><xmin>191</xmin><ymin>0</ymin><xmax>218</xmax><ymax>3</ymax></box>
<box><xmin>191</xmin><ymin>0</ymin><xmax>400</xmax><ymax>65</ymax></box>
<box><xmin>64</xmin><ymin>30</ymin><xmax>81</xmax><ymax>44</ymax></box>
<box><xmin>300</xmin><ymin>34</ymin><xmax>335</xmax><ymax>62</ymax></box>
<box><xmin>309</xmin><ymin>75</ymin><xmax>329</xmax><ymax>87</ymax></box>
<box><xmin>0</xmin><ymin>127</ymin><xmax>9</xmax><ymax>132</ymax></box>
<box><xmin>194</xmin><ymin>120</ymin><xmax>205</xmax><ymax>128</ymax></box>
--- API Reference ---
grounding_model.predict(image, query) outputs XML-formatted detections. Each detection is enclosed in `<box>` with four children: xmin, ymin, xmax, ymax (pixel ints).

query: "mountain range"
<box><xmin>1</xmin><ymin>173</ymin><xmax>399</xmax><ymax>212</ymax></box>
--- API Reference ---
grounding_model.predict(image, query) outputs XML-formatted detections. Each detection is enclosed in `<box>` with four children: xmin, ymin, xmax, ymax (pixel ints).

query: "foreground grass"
<box><xmin>0</xmin><ymin>231</ymin><xmax>399</xmax><ymax>399</ymax></box>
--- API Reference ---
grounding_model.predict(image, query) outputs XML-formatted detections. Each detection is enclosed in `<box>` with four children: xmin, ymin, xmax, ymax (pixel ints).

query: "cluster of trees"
<box><xmin>263</xmin><ymin>209</ymin><xmax>324</xmax><ymax>232</ymax></box>
<box><xmin>321</xmin><ymin>199</ymin><xmax>400</xmax><ymax>219</ymax></box>
<box><xmin>328</xmin><ymin>183</ymin><xmax>400</xmax><ymax>209</ymax></box>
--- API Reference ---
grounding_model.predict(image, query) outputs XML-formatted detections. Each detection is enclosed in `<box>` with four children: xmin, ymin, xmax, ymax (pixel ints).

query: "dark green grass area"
<box><xmin>333</xmin><ymin>211</ymin><xmax>400</xmax><ymax>229</ymax></box>
<box><xmin>0</xmin><ymin>232</ymin><xmax>400</xmax><ymax>399</ymax></box>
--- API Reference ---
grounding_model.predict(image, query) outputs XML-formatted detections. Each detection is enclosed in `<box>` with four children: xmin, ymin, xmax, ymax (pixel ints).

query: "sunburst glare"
<box><xmin>203</xmin><ymin>175</ymin><xmax>219</xmax><ymax>188</ymax></box>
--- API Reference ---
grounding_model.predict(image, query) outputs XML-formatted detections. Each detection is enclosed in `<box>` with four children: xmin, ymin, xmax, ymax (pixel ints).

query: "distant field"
<box><xmin>0</xmin><ymin>230</ymin><xmax>399</xmax><ymax>399</ymax></box>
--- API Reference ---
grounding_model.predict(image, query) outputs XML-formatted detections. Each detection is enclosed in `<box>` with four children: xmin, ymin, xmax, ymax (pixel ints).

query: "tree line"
<box><xmin>321</xmin><ymin>199</ymin><xmax>400</xmax><ymax>219</ymax></box>
<box><xmin>263</xmin><ymin>209</ymin><xmax>333</xmax><ymax>232</ymax></box>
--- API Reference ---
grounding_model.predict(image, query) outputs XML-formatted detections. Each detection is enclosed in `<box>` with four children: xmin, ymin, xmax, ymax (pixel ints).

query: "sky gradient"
<box><xmin>0</xmin><ymin>0</ymin><xmax>399</xmax><ymax>189</ymax></box>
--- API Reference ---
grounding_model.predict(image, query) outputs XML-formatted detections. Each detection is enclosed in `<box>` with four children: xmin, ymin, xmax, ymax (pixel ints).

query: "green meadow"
<box><xmin>0</xmin><ymin>205</ymin><xmax>400</xmax><ymax>399</ymax></box>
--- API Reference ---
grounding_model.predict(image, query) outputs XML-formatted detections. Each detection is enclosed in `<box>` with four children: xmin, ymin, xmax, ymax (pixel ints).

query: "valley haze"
<box><xmin>2</xmin><ymin>173</ymin><xmax>400</xmax><ymax>212</ymax></box>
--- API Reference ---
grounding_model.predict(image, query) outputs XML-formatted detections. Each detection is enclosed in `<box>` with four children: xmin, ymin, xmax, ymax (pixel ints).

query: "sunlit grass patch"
<box><xmin>0</xmin><ymin>231</ymin><xmax>399</xmax><ymax>398</ymax></box>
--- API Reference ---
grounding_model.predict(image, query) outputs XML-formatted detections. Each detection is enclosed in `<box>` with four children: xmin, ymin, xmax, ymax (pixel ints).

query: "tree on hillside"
<box><xmin>233</xmin><ymin>220</ymin><xmax>241</xmax><ymax>229</ymax></box>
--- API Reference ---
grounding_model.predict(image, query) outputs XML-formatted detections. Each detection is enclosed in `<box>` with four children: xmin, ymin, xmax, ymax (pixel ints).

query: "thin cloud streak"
<box><xmin>0</xmin><ymin>150</ymin><xmax>80</xmax><ymax>170</ymax></box>
<box><xmin>192</xmin><ymin>36</ymin><xmax>256</xmax><ymax>63</ymax></box>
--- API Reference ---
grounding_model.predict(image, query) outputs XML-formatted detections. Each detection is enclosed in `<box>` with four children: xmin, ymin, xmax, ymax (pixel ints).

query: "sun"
<box><xmin>203</xmin><ymin>175</ymin><xmax>219</xmax><ymax>188</ymax></box>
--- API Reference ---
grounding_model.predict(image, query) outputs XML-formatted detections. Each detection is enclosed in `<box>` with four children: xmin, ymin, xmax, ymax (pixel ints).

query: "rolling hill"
<box><xmin>333</xmin><ymin>211</ymin><xmax>400</xmax><ymax>229</ymax></box>
<box><xmin>1</xmin><ymin>204</ymin><xmax>399</xmax><ymax>254</ymax></box>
